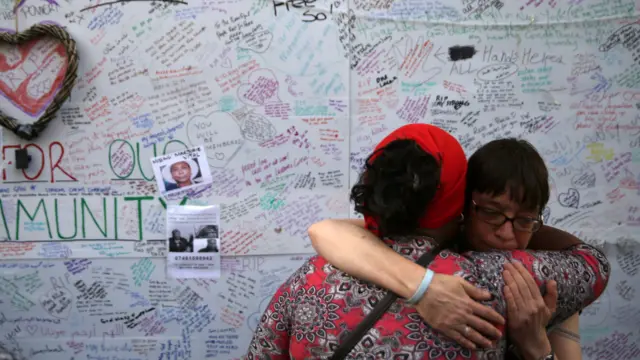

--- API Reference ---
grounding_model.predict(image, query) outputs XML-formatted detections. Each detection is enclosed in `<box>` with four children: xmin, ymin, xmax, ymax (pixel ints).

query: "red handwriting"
<box><xmin>2</xmin><ymin>142</ymin><xmax>77</xmax><ymax>183</ymax></box>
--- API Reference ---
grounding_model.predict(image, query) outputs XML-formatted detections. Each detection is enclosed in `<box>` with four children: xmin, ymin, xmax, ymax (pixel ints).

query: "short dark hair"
<box><xmin>351</xmin><ymin>139</ymin><xmax>441</xmax><ymax>237</ymax></box>
<box><xmin>465</xmin><ymin>138</ymin><xmax>549</xmax><ymax>213</ymax></box>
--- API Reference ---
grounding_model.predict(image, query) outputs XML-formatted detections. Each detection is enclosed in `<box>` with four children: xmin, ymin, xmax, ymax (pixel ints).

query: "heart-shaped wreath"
<box><xmin>0</xmin><ymin>23</ymin><xmax>78</xmax><ymax>141</ymax></box>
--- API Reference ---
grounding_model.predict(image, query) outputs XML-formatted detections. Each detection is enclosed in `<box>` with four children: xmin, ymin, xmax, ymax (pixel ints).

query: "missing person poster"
<box><xmin>151</xmin><ymin>146</ymin><xmax>213</xmax><ymax>200</ymax></box>
<box><xmin>166</xmin><ymin>204</ymin><xmax>221</xmax><ymax>279</ymax></box>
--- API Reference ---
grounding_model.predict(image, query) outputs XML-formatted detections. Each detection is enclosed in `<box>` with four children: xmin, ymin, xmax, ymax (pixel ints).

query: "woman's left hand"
<box><xmin>503</xmin><ymin>262</ymin><xmax>558</xmax><ymax>360</ymax></box>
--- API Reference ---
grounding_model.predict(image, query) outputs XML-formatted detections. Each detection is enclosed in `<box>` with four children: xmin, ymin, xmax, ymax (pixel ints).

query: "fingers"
<box><xmin>466</xmin><ymin>311</ymin><xmax>502</xmax><ymax>340</ymax></box>
<box><xmin>459</xmin><ymin>278</ymin><xmax>505</xmax><ymax>327</ymax></box>
<box><xmin>446</xmin><ymin>329</ymin><xmax>477</xmax><ymax>350</ymax></box>
<box><xmin>512</xmin><ymin>262</ymin><xmax>540</xmax><ymax>298</ymax></box>
<box><xmin>506</xmin><ymin>263</ymin><xmax>534</xmax><ymax>299</ymax></box>
<box><xmin>469</xmin><ymin>301</ymin><xmax>505</xmax><ymax>325</ymax></box>
<box><xmin>459</xmin><ymin>324</ymin><xmax>494</xmax><ymax>348</ymax></box>
<box><xmin>503</xmin><ymin>267</ymin><xmax>523</xmax><ymax>312</ymax></box>
<box><xmin>544</xmin><ymin>280</ymin><xmax>558</xmax><ymax>313</ymax></box>
<box><xmin>416</xmin><ymin>305</ymin><xmax>479</xmax><ymax>350</ymax></box>
<box><xmin>504</xmin><ymin>285</ymin><xmax>517</xmax><ymax>319</ymax></box>
<box><xmin>460</xmin><ymin>280</ymin><xmax>492</xmax><ymax>301</ymax></box>
<box><xmin>504</xmin><ymin>263</ymin><xmax>533</xmax><ymax>300</ymax></box>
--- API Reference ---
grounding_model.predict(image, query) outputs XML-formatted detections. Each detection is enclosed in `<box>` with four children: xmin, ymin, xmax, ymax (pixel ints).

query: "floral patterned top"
<box><xmin>245</xmin><ymin>236</ymin><xmax>610</xmax><ymax>360</ymax></box>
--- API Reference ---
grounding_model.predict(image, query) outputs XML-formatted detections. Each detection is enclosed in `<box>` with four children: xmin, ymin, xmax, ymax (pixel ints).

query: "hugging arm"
<box><xmin>504</xmin><ymin>244</ymin><xmax>610</xmax><ymax>323</ymax></box>
<box><xmin>308</xmin><ymin>219</ymin><xmax>427</xmax><ymax>299</ymax></box>
<box><xmin>496</xmin><ymin>245</ymin><xmax>608</xmax><ymax>359</ymax></box>
<box><xmin>549</xmin><ymin>314</ymin><xmax>582</xmax><ymax>359</ymax></box>
<box><xmin>492</xmin><ymin>224</ymin><xmax>585</xmax><ymax>358</ymax></box>
<box><xmin>503</xmin><ymin>262</ymin><xmax>581</xmax><ymax>360</ymax></box>
<box><xmin>308</xmin><ymin>219</ymin><xmax>610</xmax><ymax>350</ymax></box>
<box><xmin>308</xmin><ymin>219</ymin><xmax>505</xmax><ymax>349</ymax></box>
<box><xmin>527</xmin><ymin>225</ymin><xmax>582</xmax><ymax>250</ymax></box>
<box><xmin>308</xmin><ymin>221</ymin><xmax>584</xmax><ymax>294</ymax></box>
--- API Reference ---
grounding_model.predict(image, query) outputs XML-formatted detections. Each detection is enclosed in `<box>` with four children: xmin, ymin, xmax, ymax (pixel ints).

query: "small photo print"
<box><xmin>193</xmin><ymin>238</ymin><xmax>220</xmax><ymax>253</ymax></box>
<box><xmin>160</xmin><ymin>158</ymin><xmax>203</xmax><ymax>192</ymax></box>
<box><xmin>151</xmin><ymin>146</ymin><xmax>213</xmax><ymax>197</ymax></box>
<box><xmin>195</xmin><ymin>224</ymin><xmax>219</xmax><ymax>239</ymax></box>
<box><xmin>168</xmin><ymin>225</ymin><xmax>194</xmax><ymax>253</ymax></box>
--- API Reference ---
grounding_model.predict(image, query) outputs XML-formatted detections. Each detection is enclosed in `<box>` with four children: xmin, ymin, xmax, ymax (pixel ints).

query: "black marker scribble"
<box><xmin>80</xmin><ymin>0</ymin><xmax>186</xmax><ymax>12</ymax></box>
<box><xmin>558</xmin><ymin>188</ymin><xmax>580</xmax><ymax>209</ymax></box>
<box><xmin>448</xmin><ymin>45</ymin><xmax>476</xmax><ymax>61</ymax></box>
<box><xmin>599</xmin><ymin>24</ymin><xmax>640</xmax><ymax>52</ymax></box>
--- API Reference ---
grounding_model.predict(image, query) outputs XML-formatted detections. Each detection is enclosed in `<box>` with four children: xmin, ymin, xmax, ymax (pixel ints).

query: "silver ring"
<box><xmin>464</xmin><ymin>326</ymin><xmax>470</xmax><ymax>335</ymax></box>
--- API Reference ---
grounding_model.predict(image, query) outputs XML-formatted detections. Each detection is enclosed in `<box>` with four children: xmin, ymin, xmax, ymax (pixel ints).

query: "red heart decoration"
<box><xmin>0</xmin><ymin>24</ymin><xmax>78</xmax><ymax>140</ymax></box>
<box><xmin>0</xmin><ymin>37</ymin><xmax>68</xmax><ymax>116</ymax></box>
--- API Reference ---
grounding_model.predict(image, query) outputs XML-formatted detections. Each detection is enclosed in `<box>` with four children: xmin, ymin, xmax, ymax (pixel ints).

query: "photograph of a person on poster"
<box><xmin>161</xmin><ymin>158</ymin><xmax>203</xmax><ymax>192</ymax></box>
<box><xmin>168</xmin><ymin>228</ymin><xmax>193</xmax><ymax>253</ymax></box>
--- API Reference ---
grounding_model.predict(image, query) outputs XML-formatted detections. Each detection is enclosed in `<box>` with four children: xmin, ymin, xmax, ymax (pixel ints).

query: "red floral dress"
<box><xmin>245</xmin><ymin>236</ymin><xmax>610</xmax><ymax>360</ymax></box>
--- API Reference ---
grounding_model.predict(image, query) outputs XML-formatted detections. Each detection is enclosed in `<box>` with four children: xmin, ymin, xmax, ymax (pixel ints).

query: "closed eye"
<box><xmin>517</xmin><ymin>218</ymin><xmax>536</xmax><ymax>223</ymax></box>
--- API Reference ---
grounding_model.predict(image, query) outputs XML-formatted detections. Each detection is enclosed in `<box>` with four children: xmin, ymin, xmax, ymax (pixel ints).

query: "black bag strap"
<box><xmin>328</xmin><ymin>244</ymin><xmax>444</xmax><ymax>360</ymax></box>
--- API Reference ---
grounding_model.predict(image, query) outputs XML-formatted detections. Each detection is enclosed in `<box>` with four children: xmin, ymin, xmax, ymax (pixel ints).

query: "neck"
<box><xmin>415</xmin><ymin>228</ymin><xmax>455</xmax><ymax>244</ymax></box>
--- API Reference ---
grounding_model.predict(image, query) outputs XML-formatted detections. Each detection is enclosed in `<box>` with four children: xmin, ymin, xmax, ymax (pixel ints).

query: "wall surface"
<box><xmin>0</xmin><ymin>0</ymin><xmax>639</xmax><ymax>359</ymax></box>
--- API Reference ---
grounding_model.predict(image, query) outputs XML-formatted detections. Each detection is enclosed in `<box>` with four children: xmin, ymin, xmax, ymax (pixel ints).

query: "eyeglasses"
<box><xmin>471</xmin><ymin>201</ymin><xmax>543</xmax><ymax>233</ymax></box>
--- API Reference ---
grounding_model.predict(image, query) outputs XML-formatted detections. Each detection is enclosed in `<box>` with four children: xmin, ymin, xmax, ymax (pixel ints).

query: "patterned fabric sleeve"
<box><xmin>244</xmin><ymin>281</ymin><xmax>293</xmax><ymax>360</ymax></box>
<box><xmin>511</xmin><ymin>243</ymin><xmax>610</xmax><ymax>325</ymax></box>
<box><xmin>451</xmin><ymin>243</ymin><xmax>611</xmax><ymax>328</ymax></box>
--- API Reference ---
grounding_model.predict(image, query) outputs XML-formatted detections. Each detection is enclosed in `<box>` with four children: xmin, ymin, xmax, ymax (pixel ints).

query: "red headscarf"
<box><xmin>364</xmin><ymin>124</ymin><xmax>467</xmax><ymax>235</ymax></box>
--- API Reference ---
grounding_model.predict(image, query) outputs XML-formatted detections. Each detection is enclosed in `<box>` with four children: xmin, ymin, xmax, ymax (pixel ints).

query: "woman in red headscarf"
<box><xmin>244</xmin><ymin>124</ymin><xmax>608</xmax><ymax>359</ymax></box>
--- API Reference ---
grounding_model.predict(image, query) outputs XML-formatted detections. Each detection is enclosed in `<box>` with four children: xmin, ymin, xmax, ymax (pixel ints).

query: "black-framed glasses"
<box><xmin>471</xmin><ymin>201</ymin><xmax>543</xmax><ymax>233</ymax></box>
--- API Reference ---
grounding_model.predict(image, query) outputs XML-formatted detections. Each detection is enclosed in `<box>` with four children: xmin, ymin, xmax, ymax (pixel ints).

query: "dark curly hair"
<box><xmin>350</xmin><ymin>139</ymin><xmax>441</xmax><ymax>237</ymax></box>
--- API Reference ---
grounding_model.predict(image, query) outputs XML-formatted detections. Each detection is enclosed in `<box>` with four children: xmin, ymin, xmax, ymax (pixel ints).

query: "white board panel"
<box><xmin>0</xmin><ymin>254</ymin><xmax>310</xmax><ymax>359</ymax></box>
<box><xmin>0</xmin><ymin>246</ymin><xmax>637</xmax><ymax>359</ymax></box>
<box><xmin>0</xmin><ymin>0</ymin><xmax>637</xmax><ymax>359</ymax></box>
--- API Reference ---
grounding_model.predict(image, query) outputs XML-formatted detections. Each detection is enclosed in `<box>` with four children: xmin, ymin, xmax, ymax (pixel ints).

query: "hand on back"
<box><xmin>413</xmin><ymin>274</ymin><xmax>505</xmax><ymax>349</ymax></box>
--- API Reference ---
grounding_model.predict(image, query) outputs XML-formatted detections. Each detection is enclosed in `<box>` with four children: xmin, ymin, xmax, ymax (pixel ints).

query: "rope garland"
<box><xmin>0</xmin><ymin>23</ymin><xmax>78</xmax><ymax>141</ymax></box>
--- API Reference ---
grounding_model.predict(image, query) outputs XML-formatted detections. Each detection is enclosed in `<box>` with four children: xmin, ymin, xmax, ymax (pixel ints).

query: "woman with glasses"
<box><xmin>308</xmin><ymin>138</ymin><xmax>598</xmax><ymax>359</ymax></box>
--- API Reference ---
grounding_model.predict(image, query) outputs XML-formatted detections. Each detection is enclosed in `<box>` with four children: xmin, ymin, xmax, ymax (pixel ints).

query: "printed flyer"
<box><xmin>166</xmin><ymin>204</ymin><xmax>221</xmax><ymax>279</ymax></box>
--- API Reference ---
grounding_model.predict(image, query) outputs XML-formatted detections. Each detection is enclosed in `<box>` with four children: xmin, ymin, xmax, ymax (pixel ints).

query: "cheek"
<box><xmin>516</xmin><ymin>233</ymin><xmax>533</xmax><ymax>249</ymax></box>
<box><xmin>472</xmin><ymin>221</ymin><xmax>493</xmax><ymax>243</ymax></box>
<box><xmin>468</xmin><ymin>222</ymin><xmax>497</xmax><ymax>250</ymax></box>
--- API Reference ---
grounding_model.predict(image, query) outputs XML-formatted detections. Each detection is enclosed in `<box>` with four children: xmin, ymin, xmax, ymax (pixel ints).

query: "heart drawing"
<box><xmin>558</xmin><ymin>188</ymin><xmax>580</xmax><ymax>209</ymax></box>
<box><xmin>237</xmin><ymin>68</ymin><xmax>281</xmax><ymax>106</ymax></box>
<box><xmin>26</xmin><ymin>324</ymin><xmax>38</xmax><ymax>335</ymax></box>
<box><xmin>0</xmin><ymin>24</ymin><xmax>78</xmax><ymax>140</ymax></box>
<box><xmin>186</xmin><ymin>111</ymin><xmax>245</xmax><ymax>168</ymax></box>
